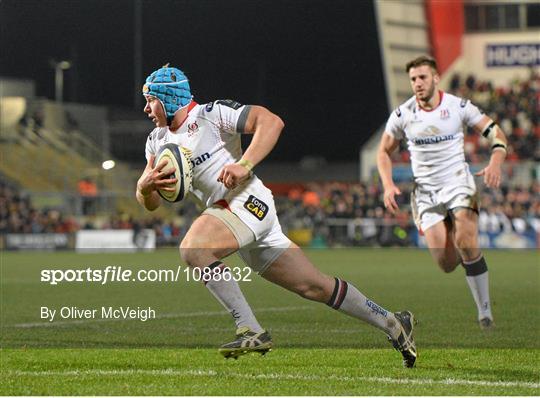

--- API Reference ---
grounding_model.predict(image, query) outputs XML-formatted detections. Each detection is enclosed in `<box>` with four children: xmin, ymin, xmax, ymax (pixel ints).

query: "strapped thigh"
<box><xmin>203</xmin><ymin>205</ymin><xmax>256</xmax><ymax>248</ymax></box>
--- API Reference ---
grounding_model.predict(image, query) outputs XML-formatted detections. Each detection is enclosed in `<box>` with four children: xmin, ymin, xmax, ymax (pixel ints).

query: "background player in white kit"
<box><xmin>377</xmin><ymin>56</ymin><xmax>508</xmax><ymax>330</ymax></box>
<box><xmin>136</xmin><ymin>65</ymin><xmax>417</xmax><ymax>367</ymax></box>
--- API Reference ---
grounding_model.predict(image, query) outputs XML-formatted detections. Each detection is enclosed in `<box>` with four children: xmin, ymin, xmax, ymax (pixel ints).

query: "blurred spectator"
<box><xmin>302</xmin><ymin>189</ymin><xmax>320</xmax><ymax>208</ymax></box>
<box><xmin>0</xmin><ymin>181</ymin><xmax>80</xmax><ymax>234</ymax></box>
<box><xmin>77</xmin><ymin>177</ymin><xmax>98</xmax><ymax>215</ymax></box>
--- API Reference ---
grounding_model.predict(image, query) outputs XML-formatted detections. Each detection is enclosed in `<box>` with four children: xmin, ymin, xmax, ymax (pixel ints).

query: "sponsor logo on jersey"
<box><xmin>205</xmin><ymin>102</ymin><xmax>214</xmax><ymax>112</ymax></box>
<box><xmin>460</xmin><ymin>98</ymin><xmax>468</xmax><ymax>108</ymax></box>
<box><xmin>187</xmin><ymin>121</ymin><xmax>199</xmax><ymax>136</ymax></box>
<box><xmin>190</xmin><ymin>152</ymin><xmax>211</xmax><ymax>169</ymax></box>
<box><xmin>412</xmin><ymin>134</ymin><xmax>455</xmax><ymax>145</ymax></box>
<box><xmin>216</xmin><ymin>99</ymin><xmax>243</xmax><ymax>110</ymax></box>
<box><xmin>243</xmin><ymin>195</ymin><xmax>268</xmax><ymax>221</ymax></box>
<box><xmin>395</xmin><ymin>107</ymin><xmax>402</xmax><ymax>117</ymax></box>
<box><xmin>440</xmin><ymin>109</ymin><xmax>450</xmax><ymax>119</ymax></box>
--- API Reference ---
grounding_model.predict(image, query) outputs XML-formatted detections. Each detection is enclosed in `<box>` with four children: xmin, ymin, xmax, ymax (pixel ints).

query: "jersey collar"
<box><xmin>416</xmin><ymin>90</ymin><xmax>444</xmax><ymax>112</ymax></box>
<box><xmin>186</xmin><ymin>100</ymin><xmax>198</xmax><ymax>113</ymax></box>
<box><xmin>170</xmin><ymin>100</ymin><xmax>198</xmax><ymax>132</ymax></box>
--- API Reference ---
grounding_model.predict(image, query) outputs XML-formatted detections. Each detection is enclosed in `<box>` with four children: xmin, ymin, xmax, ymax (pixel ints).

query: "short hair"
<box><xmin>406</xmin><ymin>55</ymin><xmax>438</xmax><ymax>73</ymax></box>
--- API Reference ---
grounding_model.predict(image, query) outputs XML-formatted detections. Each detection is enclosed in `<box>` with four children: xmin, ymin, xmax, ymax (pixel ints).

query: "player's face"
<box><xmin>143</xmin><ymin>96</ymin><xmax>167</xmax><ymax>127</ymax></box>
<box><xmin>409</xmin><ymin>65</ymin><xmax>439</xmax><ymax>102</ymax></box>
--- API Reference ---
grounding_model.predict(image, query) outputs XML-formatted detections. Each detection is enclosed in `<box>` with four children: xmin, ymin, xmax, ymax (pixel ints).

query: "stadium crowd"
<box><xmin>0</xmin><ymin>180</ymin><xmax>192</xmax><ymax>246</ymax></box>
<box><xmin>0</xmin><ymin>181</ymin><xmax>78</xmax><ymax>234</ymax></box>
<box><xmin>275</xmin><ymin>180</ymin><xmax>540</xmax><ymax>247</ymax></box>
<box><xmin>2</xmin><ymin>179</ymin><xmax>538</xmax><ymax>248</ymax></box>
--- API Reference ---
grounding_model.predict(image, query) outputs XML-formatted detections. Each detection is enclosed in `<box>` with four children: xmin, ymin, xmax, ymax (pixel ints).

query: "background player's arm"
<box><xmin>136</xmin><ymin>155</ymin><xmax>177</xmax><ymax>211</ymax></box>
<box><xmin>473</xmin><ymin>115</ymin><xmax>507</xmax><ymax>188</ymax></box>
<box><xmin>218</xmin><ymin>105</ymin><xmax>284</xmax><ymax>189</ymax></box>
<box><xmin>377</xmin><ymin>132</ymin><xmax>402</xmax><ymax>213</ymax></box>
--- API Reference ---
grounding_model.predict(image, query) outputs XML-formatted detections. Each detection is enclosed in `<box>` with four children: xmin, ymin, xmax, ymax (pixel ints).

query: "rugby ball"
<box><xmin>154</xmin><ymin>143</ymin><xmax>193</xmax><ymax>202</ymax></box>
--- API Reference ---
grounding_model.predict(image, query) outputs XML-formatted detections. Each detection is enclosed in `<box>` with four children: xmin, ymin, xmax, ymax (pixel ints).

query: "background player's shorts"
<box><xmin>203</xmin><ymin>176</ymin><xmax>291</xmax><ymax>274</ymax></box>
<box><xmin>411</xmin><ymin>167</ymin><xmax>479</xmax><ymax>232</ymax></box>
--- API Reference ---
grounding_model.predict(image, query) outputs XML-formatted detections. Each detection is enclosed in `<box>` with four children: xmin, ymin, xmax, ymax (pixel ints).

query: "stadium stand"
<box><xmin>0</xmin><ymin>98</ymin><xmax>156</xmax><ymax>218</ymax></box>
<box><xmin>0</xmin><ymin>73</ymin><xmax>538</xmax><ymax>249</ymax></box>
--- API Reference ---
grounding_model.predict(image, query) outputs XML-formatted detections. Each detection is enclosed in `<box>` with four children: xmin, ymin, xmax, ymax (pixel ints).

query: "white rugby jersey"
<box><xmin>384</xmin><ymin>91</ymin><xmax>484</xmax><ymax>188</ymax></box>
<box><xmin>145</xmin><ymin>100</ymin><xmax>259</xmax><ymax>209</ymax></box>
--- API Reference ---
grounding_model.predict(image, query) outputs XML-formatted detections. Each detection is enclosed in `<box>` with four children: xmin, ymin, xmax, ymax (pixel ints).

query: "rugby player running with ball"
<box><xmin>136</xmin><ymin>64</ymin><xmax>417</xmax><ymax>367</ymax></box>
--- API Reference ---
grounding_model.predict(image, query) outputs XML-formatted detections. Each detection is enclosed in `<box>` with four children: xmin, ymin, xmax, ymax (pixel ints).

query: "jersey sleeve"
<box><xmin>384</xmin><ymin>108</ymin><xmax>405</xmax><ymax>140</ymax></box>
<box><xmin>460</xmin><ymin>98</ymin><xmax>484</xmax><ymax>127</ymax></box>
<box><xmin>211</xmin><ymin>99</ymin><xmax>252</xmax><ymax>134</ymax></box>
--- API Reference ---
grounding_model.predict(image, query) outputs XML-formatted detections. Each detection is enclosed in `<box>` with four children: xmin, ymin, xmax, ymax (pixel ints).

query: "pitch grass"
<box><xmin>1</xmin><ymin>248</ymin><xmax>539</xmax><ymax>395</ymax></box>
<box><xmin>2</xmin><ymin>348</ymin><xmax>539</xmax><ymax>395</ymax></box>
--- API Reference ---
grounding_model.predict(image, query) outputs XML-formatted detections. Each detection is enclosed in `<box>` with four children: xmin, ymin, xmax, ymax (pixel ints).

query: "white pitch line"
<box><xmin>5</xmin><ymin>368</ymin><xmax>539</xmax><ymax>389</ymax></box>
<box><xmin>7</xmin><ymin>369</ymin><xmax>218</xmax><ymax>377</ymax></box>
<box><xmin>7</xmin><ymin>305</ymin><xmax>311</xmax><ymax>328</ymax></box>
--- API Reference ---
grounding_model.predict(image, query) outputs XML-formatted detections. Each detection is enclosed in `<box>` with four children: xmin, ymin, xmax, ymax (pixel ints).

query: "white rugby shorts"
<box><xmin>203</xmin><ymin>176</ymin><xmax>291</xmax><ymax>274</ymax></box>
<box><xmin>411</xmin><ymin>166</ymin><xmax>480</xmax><ymax>232</ymax></box>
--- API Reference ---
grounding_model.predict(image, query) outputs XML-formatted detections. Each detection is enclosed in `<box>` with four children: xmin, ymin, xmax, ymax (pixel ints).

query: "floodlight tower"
<box><xmin>49</xmin><ymin>59</ymin><xmax>72</xmax><ymax>103</ymax></box>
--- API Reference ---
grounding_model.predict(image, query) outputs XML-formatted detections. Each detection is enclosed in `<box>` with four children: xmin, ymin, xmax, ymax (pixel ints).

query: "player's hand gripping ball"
<box><xmin>154</xmin><ymin>144</ymin><xmax>193</xmax><ymax>202</ymax></box>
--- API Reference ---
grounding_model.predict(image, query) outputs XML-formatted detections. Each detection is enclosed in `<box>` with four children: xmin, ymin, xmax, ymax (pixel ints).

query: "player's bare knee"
<box><xmin>459</xmin><ymin>248</ymin><xmax>481</xmax><ymax>264</ymax></box>
<box><xmin>454</xmin><ymin>234</ymin><xmax>478</xmax><ymax>255</ymax></box>
<box><xmin>179</xmin><ymin>241</ymin><xmax>194</xmax><ymax>266</ymax></box>
<box><xmin>179</xmin><ymin>239</ymin><xmax>207</xmax><ymax>268</ymax></box>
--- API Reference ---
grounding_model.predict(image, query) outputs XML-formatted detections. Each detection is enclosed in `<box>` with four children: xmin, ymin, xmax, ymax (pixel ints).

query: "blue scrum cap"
<box><xmin>142</xmin><ymin>63</ymin><xmax>192</xmax><ymax>124</ymax></box>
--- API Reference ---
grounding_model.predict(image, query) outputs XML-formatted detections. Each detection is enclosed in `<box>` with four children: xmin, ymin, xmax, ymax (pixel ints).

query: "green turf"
<box><xmin>1</xmin><ymin>248</ymin><xmax>539</xmax><ymax>395</ymax></box>
<box><xmin>1</xmin><ymin>348</ymin><xmax>538</xmax><ymax>395</ymax></box>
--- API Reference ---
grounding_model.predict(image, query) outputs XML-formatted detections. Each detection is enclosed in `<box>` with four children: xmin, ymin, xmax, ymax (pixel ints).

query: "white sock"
<box><xmin>204</xmin><ymin>261</ymin><xmax>264</xmax><ymax>333</ymax></box>
<box><xmin>463</xmin><ymin>255</ymin><xmax>493</xmax><ymax>321</ymax></box>
<box><xmin>327</xmin><ymin>278</ymin><xmax>400</xmax><ymax>339</ymax></box>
